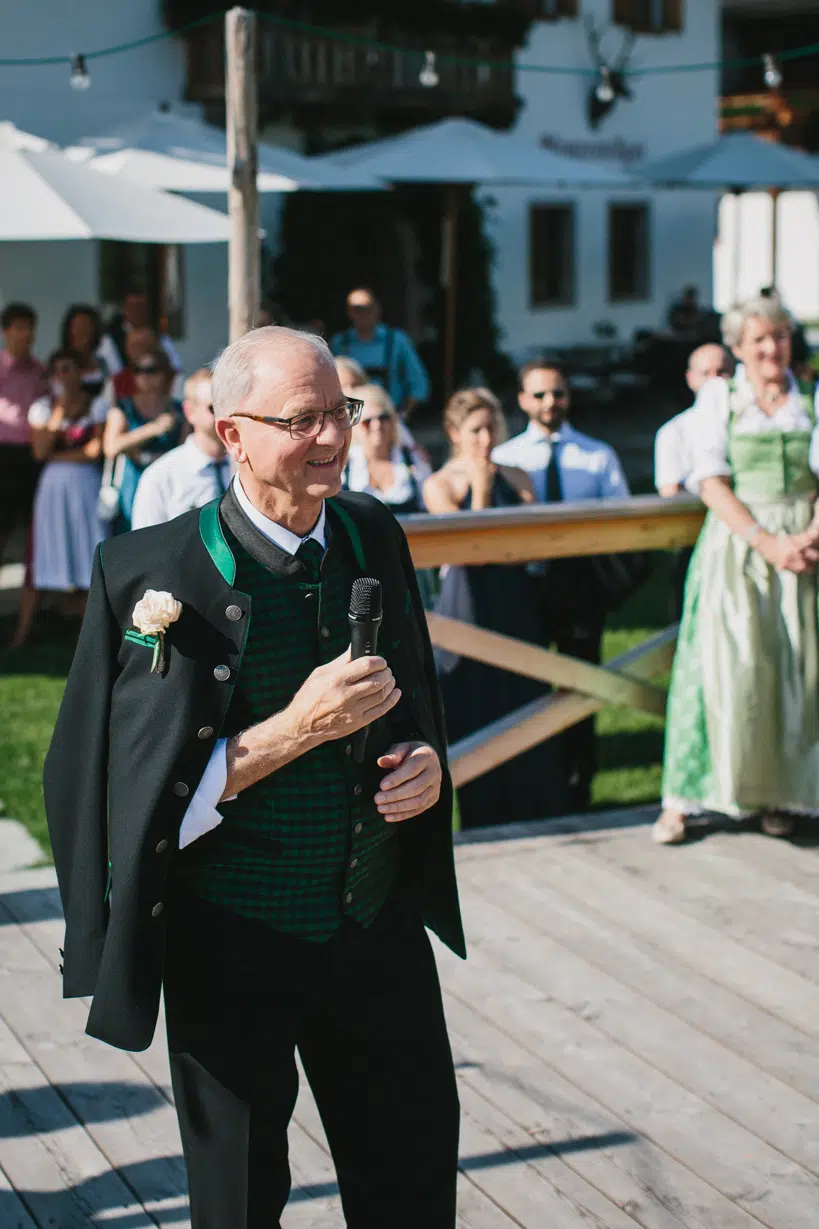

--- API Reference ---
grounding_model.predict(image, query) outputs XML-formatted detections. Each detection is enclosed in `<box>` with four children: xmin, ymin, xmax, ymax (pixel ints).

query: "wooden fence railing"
<box><xmin>400</xmin><ymin>496</ymin><xmax>705</xmax><ymax>788</ymax></box>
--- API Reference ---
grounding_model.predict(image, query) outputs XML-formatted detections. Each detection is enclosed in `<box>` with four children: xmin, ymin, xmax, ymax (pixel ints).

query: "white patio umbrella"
<box><xmin>0</xmin><ymin>146</ymin><xmax>233</xmax><ymax>242</ymax></box>
<box><xmin>320</xmin><ymin>118</ymin><xmax>631</xmax><ymax>393</ymax></box>
<box><xmin>634</xmin><ymin>132</ymin><xmax>819</xmax><ymax>190</ymax></box>
<box><xmin>70</xmin><ymin>108</ymin><xmax>385</xmax><ymax>193</ymax></box>
<box><xmin>0</xmin><ymin>120</ymin><xmax>55</xmax><ymax>152</ymax></box>
<box><xmin>634</xmin><ymin>133</ymin><xmax>819</xmax><ymax>296</ymax></box>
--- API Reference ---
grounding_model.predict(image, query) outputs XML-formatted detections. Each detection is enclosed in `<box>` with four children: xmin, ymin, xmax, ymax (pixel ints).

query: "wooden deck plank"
<box><xmin>514</xmin><ymin>839</ymin><xmax>819</xmax><ymax>1038</ymax></box>
<box><xmin>442</xmin><ymin>989</ymin><xmax>766</xmax><ymax>1229</ymax></box>
<box><xmin>456</xmin><ymin>1172</ymin><xmax>524</xmax><ymax>1228</ymax></box>
<box><xmin>0</xmin><ymin>896</ymin><xmax>189</xmax><ymax>1227</ymax></box>
<box><xmin>0</xmin><ymin>1162</ymin><xmax>43</xmax><ymax>1229</ymax></box>
<box><xmin>440</xmin><ymin>943</ymin><xmax>819</xmax><ymax>1229</ymax></box>
<box><xmin>457</xmin><ymin>1080</ymin><xmax>645</xmax><ymax>1229</ymax></box>
<box><xmin>459</xmin><ymin>873</ymin><xmax>819</xmax><ymax>1174</ymax></box>
<box><xmin>581</xmin><ymin>831</ymin><xmax>819</xmax><ymax>981</ymax></box>
<box><xmin>462</xmin><ymin>851</ymin><xmax>819</xmax><ymax>1103</ymax></box>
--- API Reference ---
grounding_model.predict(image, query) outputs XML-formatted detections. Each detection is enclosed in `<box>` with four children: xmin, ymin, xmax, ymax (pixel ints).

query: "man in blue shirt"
<box><xmin>493</xmin><ymin>361</ymin><xmax>630</xmax><ymax>812</ymax></box>
<box><xmin>331</xmin><ymin>288</ymin><xmax>429</xmax><ymax>417</ymax></box>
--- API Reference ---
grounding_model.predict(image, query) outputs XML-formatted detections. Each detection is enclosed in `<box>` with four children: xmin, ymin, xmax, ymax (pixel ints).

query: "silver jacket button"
<box><xmin>151</xmin><ymin>902</ymin><xmax>164</xmax><ymax>918</ymax></box>
<box><xmin>155</xmin><ymin>839</ymin><xmax>169</xmax><ymax>854</ymax></box>
<box><xmin>226</xmin><ymin>604</ymin><xmax>243</xmax><ymax>621</ymax></box>
<box><xmin>214</xmin><ymin>665</ymin><xmax>231</xmax><ymax>682</ymax></box>
<box><xmin>173</xmin><ymin>782</ymin><xmax>190</xmax><ymax>797</ymax></box>
<box><xmin>198</xmin><ymin>726</ymin><xmax>214</xmax><ymax>740</ymax></box>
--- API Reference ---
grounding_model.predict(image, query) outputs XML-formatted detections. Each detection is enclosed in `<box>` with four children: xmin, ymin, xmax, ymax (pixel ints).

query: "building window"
<box><xmin>608</xmin><ymin>203</ymin><xmax>651</xmax><ymax>301</ymax></box>
<box><xmin>612</xmin><ymin>0</ymin><xmax>683</xmax><ymax>34</ymax></box>
<box><xmin>529</xmin><ymin>203</ymin><xmax>575</xmax><ymax>308</ymax></box>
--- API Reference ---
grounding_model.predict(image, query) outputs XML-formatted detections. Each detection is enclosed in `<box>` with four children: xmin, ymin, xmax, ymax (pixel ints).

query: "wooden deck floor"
<box><xmin>3</xmin><ymin>807</ymin><xmax>819</xmax><ymax>1228</ymax></box>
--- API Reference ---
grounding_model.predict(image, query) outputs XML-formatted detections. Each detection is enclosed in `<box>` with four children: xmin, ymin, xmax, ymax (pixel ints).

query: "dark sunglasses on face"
<box><xmin>530</xmin><ymin>388</ymin><xmax>568</xmax><ymax>401</ymax></box>
<box><xmin>136</xmin><ymin>364</ymin><xmax>163</xmax><ymax>376</ymax></box>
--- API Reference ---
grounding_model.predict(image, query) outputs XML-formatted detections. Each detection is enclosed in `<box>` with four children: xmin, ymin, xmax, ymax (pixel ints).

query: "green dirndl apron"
<box><xmin>662</xmin><ymin>385</ymin><xmax>819</xmax><ymax>817</ymax></box>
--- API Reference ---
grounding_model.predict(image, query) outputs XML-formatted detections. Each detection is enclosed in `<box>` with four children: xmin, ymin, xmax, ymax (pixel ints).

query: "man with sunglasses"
<box><xmin>44</xmin><ymin>326</ymin><xmax>463</xmax><ymax>1229</ymax></box>
<box><xmin>131</xmin><ymin>369</ymin><xmax>233</xmax><ymax>529</ymax></box>
<box><xmin>493</xmin><ymin>360</ymin><xmax>629</xmax><ymax>811</ymax></box>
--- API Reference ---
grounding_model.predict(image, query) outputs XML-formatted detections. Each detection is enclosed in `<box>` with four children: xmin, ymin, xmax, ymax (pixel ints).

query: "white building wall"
<box><xmin>0</xmin><ymin>0</ymin><xmax>229</xmax><ymax>371</ymax></box>
<box><xmin>714</xmin><ymin>192</ymin><xmax>819</xmax><ymax>320</ymax></box>
<box><xmin>488</xmin><ymin>0</ymin><xmax>720</xmax><ymax>357</ymax></box>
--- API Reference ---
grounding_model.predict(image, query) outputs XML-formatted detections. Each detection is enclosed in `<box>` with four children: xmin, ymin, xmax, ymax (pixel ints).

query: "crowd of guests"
<box><xmin>3</xmin><ymin>281</ymin><xmax>818</xmax><ymax>838</ymax></box>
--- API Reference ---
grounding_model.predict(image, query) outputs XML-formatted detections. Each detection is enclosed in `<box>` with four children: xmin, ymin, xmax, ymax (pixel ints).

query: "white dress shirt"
<box><xmin>687</xmin><ymin>375</ymin><xmax>819</xmax><ymax>490</ymax></box>
<box><xmin>491</xmin><ymin>420</ymin><xmax>630</xmax><ymax>501</ymax></box>
<box><xmin>178</xmin><ymin>477</ymin><xmax>327</xmax><ymax>849</ymax></box>
<box><xmin>131</xmin><ymin>437</ymin><xmax>234</xmax><ymax>530</ymax></box>
<box><xmin>345</xmin><ymin>443</ymin><xmax>431</xmax><ymax>508</ymax></box>
<box><xmin>654</xmin><ymin>407</ymin><xmax>699</xmax><ymax>495</ymax></box>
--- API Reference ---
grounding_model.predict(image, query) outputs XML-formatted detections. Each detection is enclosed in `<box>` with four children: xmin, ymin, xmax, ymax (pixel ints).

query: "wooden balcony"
<box><xmin>184</xmin><ymin>22</ymin><xmax>518</xmax><ymax>127</ymax></box>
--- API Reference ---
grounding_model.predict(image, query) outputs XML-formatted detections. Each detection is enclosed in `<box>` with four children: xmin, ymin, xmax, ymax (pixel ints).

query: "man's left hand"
<box><xmin>375</xmin><ymin>742</ymin><xmax>442</xmax><ymax>822</ymax></box>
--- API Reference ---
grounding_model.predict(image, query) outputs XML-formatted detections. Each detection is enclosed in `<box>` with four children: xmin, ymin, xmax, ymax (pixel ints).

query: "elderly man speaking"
<box><xmin>44</xmin><ymin>327</ymin><xmax>464</xmax><ymax>1229</ymax></box>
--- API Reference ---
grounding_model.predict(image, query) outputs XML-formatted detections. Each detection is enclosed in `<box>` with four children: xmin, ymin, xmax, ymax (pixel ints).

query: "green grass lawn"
<box><xmin>0</xmin><ymin>559</ymin><xmax>674</xmax><ymax>857</ymax></box>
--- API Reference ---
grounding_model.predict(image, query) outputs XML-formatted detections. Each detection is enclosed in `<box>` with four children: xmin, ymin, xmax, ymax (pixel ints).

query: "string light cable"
<box><xmin>0</xmin><ymin>9</ymin><xmax>816</xmax><ymax>87</ymax></box>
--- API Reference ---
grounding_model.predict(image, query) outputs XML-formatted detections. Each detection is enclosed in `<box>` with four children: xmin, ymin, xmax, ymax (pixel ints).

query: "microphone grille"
<box><xmin>350</xmin><ymin>576</ymin><xmax>382</xmax><ymax>620</ymax></box>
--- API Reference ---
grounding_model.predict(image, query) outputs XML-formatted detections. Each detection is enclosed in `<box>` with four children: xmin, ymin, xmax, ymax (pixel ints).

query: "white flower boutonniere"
<box><xmin>132</xmin><ymin>589</ymin><xmax>182</xmax><ymax>675</ymax></box>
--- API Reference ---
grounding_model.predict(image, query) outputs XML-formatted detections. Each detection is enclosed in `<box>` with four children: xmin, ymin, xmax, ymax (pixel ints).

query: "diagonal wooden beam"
<box><xmin>449</xmin><ymin>626</ymin><xmax>678</xmax><ymax>788</ymax></box>
<box><xmin>427</xmin><ymin>612</ymin><xmax>667</xmax><ymax>716</ymax></box>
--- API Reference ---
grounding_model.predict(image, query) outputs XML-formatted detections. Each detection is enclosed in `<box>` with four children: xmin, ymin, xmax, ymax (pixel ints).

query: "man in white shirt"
<box><xmin>131</xmin><ymin>369</ymin><xmax>232</xmax><ymax>529</ymax></box>
<box><xmin>492</xmin><ymin>360</ymin><xmax>630</xmax><ymax>812</ymax></box>
<box><xmin>654</xmin><ymin>344</ymin><xmax>731</xmax><ymax>620</ymax></box>
<box><xmin>654</xmin><ymin>344</ymin><xmax>731</xmax><ymax>497</ymax></box>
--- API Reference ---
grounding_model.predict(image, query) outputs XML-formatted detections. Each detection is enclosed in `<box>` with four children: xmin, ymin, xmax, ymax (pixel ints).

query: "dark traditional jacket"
<box><xmin>43</xmin><ymin>490</ymin><xmax>465</xmax><ymax>1052</ymax></box>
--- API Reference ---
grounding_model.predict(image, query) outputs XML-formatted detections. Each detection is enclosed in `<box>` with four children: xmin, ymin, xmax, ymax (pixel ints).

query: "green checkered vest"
<box><xmin>173</xmin><ymin>520</ymin><xmax>399</xmax><ymax>938</ymax></box>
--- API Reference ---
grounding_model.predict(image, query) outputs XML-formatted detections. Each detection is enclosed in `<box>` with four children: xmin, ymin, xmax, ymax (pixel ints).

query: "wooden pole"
<box><xmin>442</xmin><ymin>184</ymin><xmax>460</xmax><ymax>402</ymax></box>
<box><xmin>770</xmin><ymin>188</ymin><xmax>781</xmax><ymax>288</ymax></box>
<box><xmin>226</xmin><ymin>7</ymin><xmax>259</xmax><ymax>342</ymax></box>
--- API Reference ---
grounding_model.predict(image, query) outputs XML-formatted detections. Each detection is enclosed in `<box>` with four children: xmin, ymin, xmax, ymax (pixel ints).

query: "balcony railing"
<box><xmin>184</xmin><ymin>22</ymin><xmax>516</xmax><ymax>119</ymax></box>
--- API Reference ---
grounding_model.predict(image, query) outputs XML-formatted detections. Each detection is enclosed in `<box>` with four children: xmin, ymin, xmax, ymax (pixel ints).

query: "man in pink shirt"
<box><xmin>0</xmin><ymin>303</ymin><xmax>46</xmax><ymax>566</ymax></box>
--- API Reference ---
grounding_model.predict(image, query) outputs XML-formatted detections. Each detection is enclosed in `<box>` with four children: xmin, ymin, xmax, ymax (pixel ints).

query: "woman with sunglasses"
<box><xmin>12</xmin><ymin>349</ymin><xmax>110</xmax><ymax>647</ymax></box>
<box><xmin>343</xmin><ymin>384</ymin><xmax>430</xmax><ymax>516</ymax></box>
<box><xmin>103</xmin><ymin>346</ymin><xmax>185</xmax><ymax>532</ymax></box>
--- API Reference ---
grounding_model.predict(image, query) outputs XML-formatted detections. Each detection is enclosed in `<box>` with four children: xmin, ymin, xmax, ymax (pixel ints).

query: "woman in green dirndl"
<box><xmin>655</xmin><ymin>295</ymin><xmax>819</xmax><ymax>844</ymax></box>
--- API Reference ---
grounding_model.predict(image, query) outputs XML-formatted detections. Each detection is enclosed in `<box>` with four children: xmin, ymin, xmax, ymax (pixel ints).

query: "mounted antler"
<box><xmin>585</xmin><ymin>18</ymin><xmax>636</xmax><ymax>130</ymax></box>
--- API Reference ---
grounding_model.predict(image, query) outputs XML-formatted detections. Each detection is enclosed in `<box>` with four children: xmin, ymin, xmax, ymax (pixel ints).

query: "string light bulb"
<box><xmin>69</xmin><ymin>53</ymin><xmax>91</xmax><ymax>90</ymax></box>
<box><xmin>419</xmin><ymin>51</ymin><xmax>440</xmax><ymax>89</ymax></box>
<box><xmin>763</xmin><ymin>53</ymin><xmax>782</xmax><ymax>90</ymax></box>
<box><xmin>594</xmin><ymin>66</ymin><xmax>615</xmax><ymax>105</ymax></box>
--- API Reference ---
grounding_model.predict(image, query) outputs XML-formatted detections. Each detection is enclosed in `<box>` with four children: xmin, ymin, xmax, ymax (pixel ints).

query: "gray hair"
<box><xmin>211</xmin><ymin>325</ymin><xmax>333</xmax><ymax>418</ymax></box>
<box><xmin>721</xmin><ymin>295</ymin><xmax>792</xmax><ymax>349</ymax></box>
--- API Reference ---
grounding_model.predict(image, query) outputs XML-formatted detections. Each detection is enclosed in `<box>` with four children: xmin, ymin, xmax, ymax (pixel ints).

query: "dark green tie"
<box><xmin>296</xmin><ymin>536</ymin><xmax>324</xmax><ymax>581</ymax></box>
<box><xmin>545</xmin><ymin>440</ymin><xmax>563</xmax><ymax>503</ymax></box>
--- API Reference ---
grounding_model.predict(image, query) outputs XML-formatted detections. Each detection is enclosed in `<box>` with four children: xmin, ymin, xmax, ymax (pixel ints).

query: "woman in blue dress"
<box><xmin>102</xmin><ymin>346</ymin><xmax>184</xmax><ymax>532</ymax></box>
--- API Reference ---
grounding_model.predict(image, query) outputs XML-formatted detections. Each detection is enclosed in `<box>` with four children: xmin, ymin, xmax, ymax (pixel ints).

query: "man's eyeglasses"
<box><xmin>530</xmin><ymin>388</ymin><xmax>568</xmax><ymax>401</ymax></box>
<box><xmin>232</xmin><ymin>398</ymin><xmax>363</xmax><ymax>441</ymax></box>
<box><xmin>360</xmin><ymin>413</ymin><xmax>393</xmax><ymax>429</ymax></box>
<box><xmin>136</xmin><ymin>365</ymin><xmax>163</xmax><ymax>376</ymax></box>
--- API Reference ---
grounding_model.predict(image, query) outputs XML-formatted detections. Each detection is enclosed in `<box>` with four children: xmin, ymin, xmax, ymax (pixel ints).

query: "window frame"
<box><xmin>607</xmin><ymin>200</ymin><xmax>652</xmax><ymax>304</ymax></box>
<box><xmin>529</xmin><ymin>201</ymin><xmax>577</xmax><ymax>310</ymax></box>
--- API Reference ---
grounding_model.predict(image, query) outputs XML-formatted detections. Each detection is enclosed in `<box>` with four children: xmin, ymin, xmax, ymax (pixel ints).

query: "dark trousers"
<box><xmin>163</xmin><ymin>891</ymin><xmax>459</xmax><ymax>1229</ymax></box>
<box><xmin>536</xmin><ymin>562</ymin><xmax>604</xmax><ymax>812</ymax></box>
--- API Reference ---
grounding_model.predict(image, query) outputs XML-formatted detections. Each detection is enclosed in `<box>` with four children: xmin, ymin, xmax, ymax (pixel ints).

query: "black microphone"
<box><xmin>349</xmin><ymin>577</ymin><xmax>383</xmax><ymax>764</ymax></box>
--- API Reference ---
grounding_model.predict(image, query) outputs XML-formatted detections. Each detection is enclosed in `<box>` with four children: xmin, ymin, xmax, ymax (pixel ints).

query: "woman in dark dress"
<box><xmin>423</xmin><ymin>388</ymin><xmax>568</xmax><ymax>828</ymax></box>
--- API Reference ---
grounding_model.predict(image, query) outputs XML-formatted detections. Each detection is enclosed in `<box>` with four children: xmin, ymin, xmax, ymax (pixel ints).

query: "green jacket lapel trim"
<box><xmin>327</xmin><ymin>498</ymin><xmax>366</xmax><ymax>570</ymax></box>
<box><xmin>124</xmin><ymin>630</ymin><xmax>158</xmax><ymax>648</ymax></box>
<box><xmin>199</xmin><ymin>498</ymin><xmax>236</xmax><ymax>586</ymax></box>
